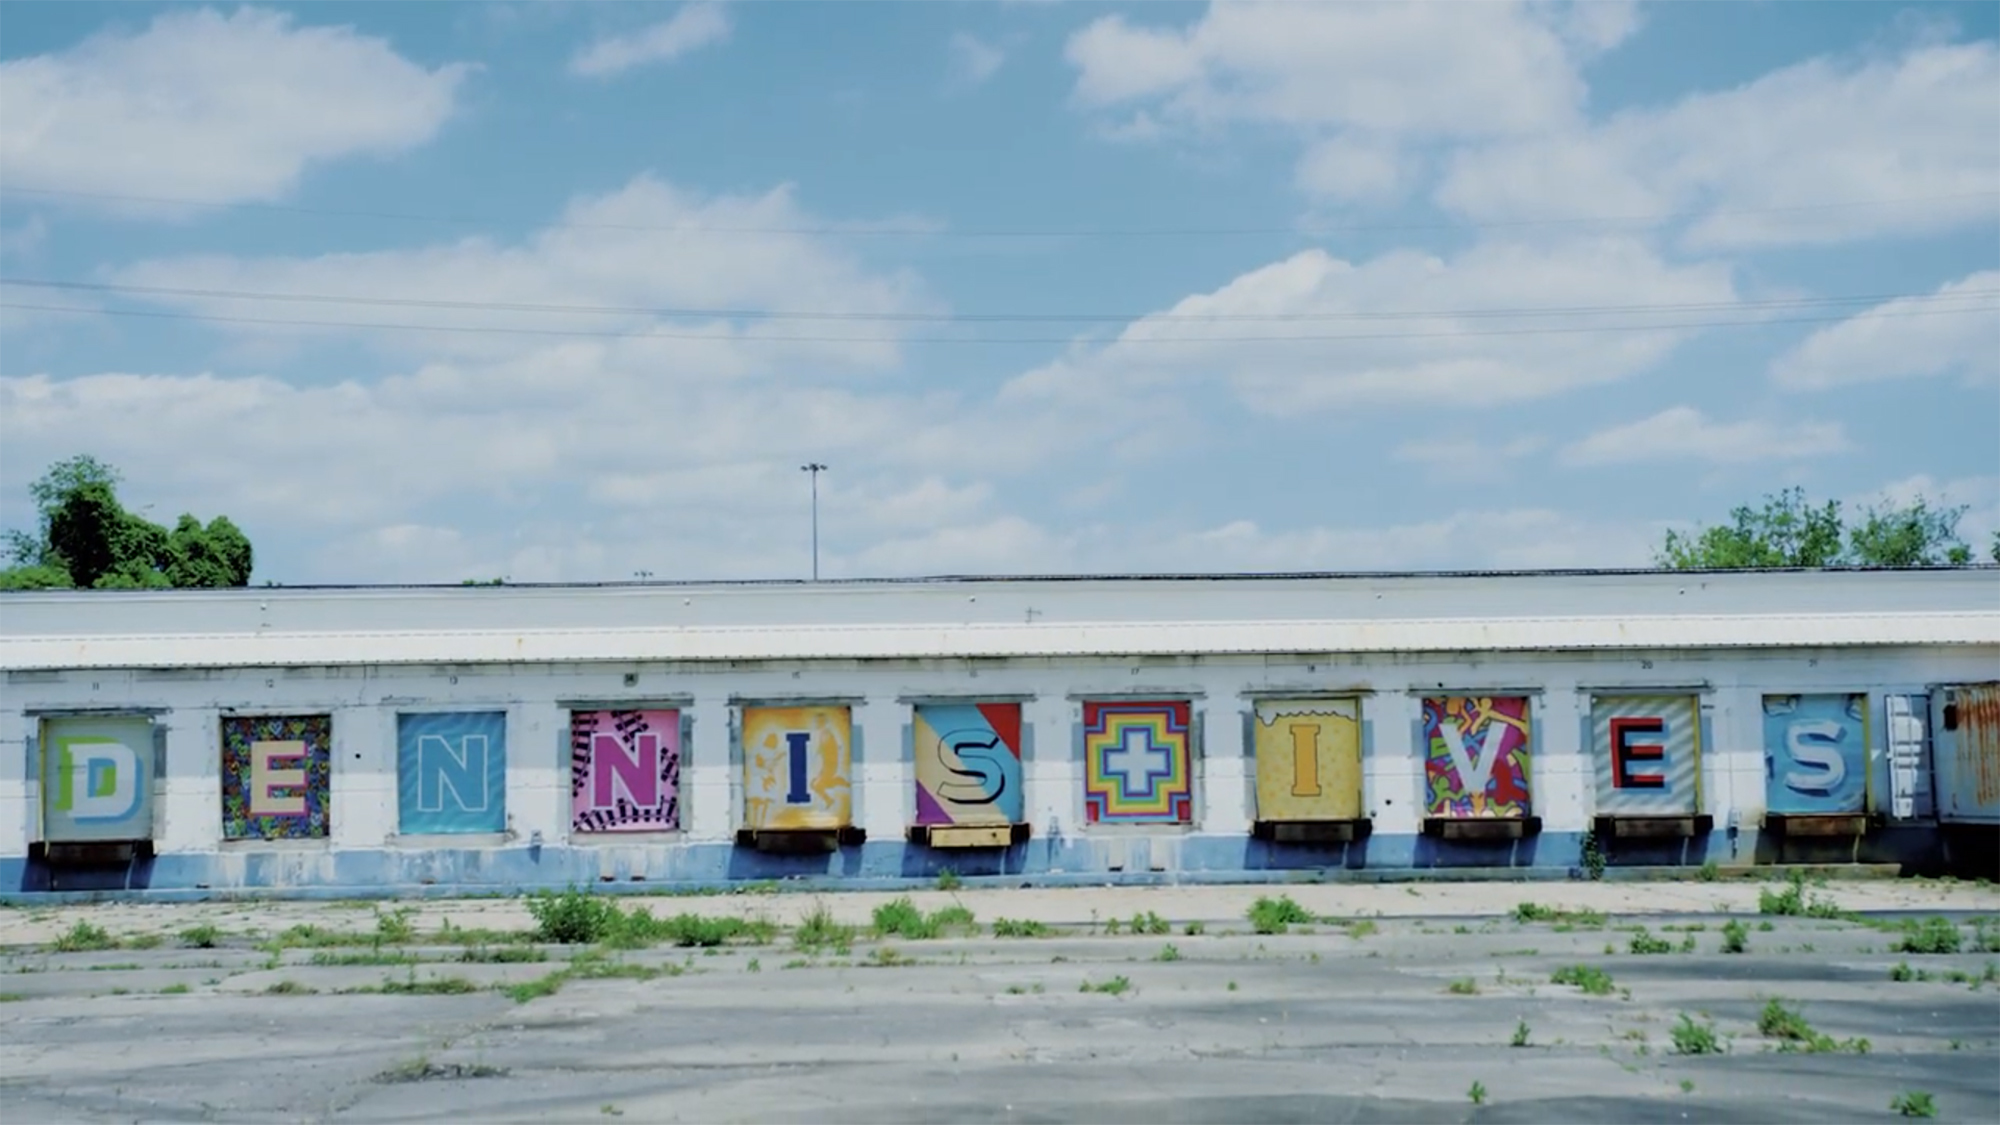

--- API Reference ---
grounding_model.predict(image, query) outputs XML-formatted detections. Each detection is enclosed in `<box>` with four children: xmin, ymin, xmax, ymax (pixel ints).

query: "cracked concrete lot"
<box><xmin>2</xmin><ymin>879</ymin><xmax>1997</xmax><ymax>1123</ymax></box>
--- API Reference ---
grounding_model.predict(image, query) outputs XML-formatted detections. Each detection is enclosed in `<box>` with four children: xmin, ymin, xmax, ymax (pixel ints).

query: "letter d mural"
<box><xmin>40</xmin><ymin>715</ymin><xmax>157</xmax><ymax>843</ymax></box>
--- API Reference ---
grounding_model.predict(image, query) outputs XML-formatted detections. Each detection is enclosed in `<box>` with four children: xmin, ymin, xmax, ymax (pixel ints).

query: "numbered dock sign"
<box><xmin>742</xmin><ymin>705</ymin><xmax>852</xmax><ymax>830</ymax></box>
<box><xmin>1763</xmin><ymin>694</ymin><xmax>1868</xmax><ymax>815</ymax></box>
<box><xmin>1252</xmin><ymin>699</ymin><xmax>1362</xmax><ymax>821</ymax></box>
<box><xmin>1591</xmin><ymin>694</ymin><xmax>1700</xmax><ymax>815</ymax></box>
<box><xmin>397</xmin><ymin>712</ymin><xmax>507</xmax><ymax>834</ymax></box>
<box><xmin>40</xmin><ymin>715</ymin><xmax>157</xmax><ymax>843</ymax></box>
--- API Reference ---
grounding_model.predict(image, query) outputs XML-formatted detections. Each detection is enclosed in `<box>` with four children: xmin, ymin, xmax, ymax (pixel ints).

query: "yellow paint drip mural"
<box><xmin>741</xmin><ymin>705</ymin><xmax>852</xmax><ymax>829</ymax></box>
<box><xmin>1253</xmin><ymin>699</ymin><xmax>1363</xmax><ymax>821</ymax></box>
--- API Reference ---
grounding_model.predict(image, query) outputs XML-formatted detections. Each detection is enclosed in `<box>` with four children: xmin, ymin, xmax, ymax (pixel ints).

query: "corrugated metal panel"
<box><xmin>2</xmin><ymin>611</ymin><xmax>1995</xmax><ymax>672</ymax></box>
<box><xmin>1940</xmin><ymin>682</ymin><xmax>2000</xmax><ymax>824</ymax></box>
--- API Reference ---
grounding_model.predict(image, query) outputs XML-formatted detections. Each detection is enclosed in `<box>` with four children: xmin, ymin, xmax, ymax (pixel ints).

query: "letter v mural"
<box><xmin>397</xmin><ymin>712</ymin><xmax>507</xmax><ymax>834</ymax></box>
<box><xmin>1422</xmin><ymin>696</ymin><xmax>1533</xmax><ymax>819</ymax></box>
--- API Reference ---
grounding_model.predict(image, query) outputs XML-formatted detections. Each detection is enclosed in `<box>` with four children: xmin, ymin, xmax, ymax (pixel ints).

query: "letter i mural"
<box><xmin>741</xmin><ymin>705</ymin><xmax>852</xmax><ymax>829</ymax></box>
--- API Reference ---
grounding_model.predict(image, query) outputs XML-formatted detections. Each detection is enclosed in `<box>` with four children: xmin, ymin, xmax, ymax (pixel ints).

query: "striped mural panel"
<box><xmin>1590</xmin><ymin>694</ymin><xmax>1700</xmax><ymax>815</ymax></box>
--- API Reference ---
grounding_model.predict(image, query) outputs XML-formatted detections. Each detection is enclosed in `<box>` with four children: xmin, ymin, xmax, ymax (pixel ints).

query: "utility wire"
<box><xmin>1</xmin><ymin>184</ymin><xmax>1993</xmax><ymax>238</ymax></box>
<box><xmin>1</xmin><ymin>277</ymin><xmax>1990</xmax><ymax>325</ymax></box>
<box><xmin>4</xmin><ymin>300</ymin><xmax>1990</xmax><ymax>345</ymax></box>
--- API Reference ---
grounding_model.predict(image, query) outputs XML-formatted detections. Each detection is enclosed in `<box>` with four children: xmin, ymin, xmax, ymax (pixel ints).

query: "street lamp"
<box><xmin>800</xmin><ymin>462</ymin><xmax>828</xmax><ymax>580</ymax></box>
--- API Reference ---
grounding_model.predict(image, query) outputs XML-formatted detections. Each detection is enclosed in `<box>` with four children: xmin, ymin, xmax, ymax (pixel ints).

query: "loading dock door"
<box><xmin>1884</xmin><ymin>694</ymin><xmax>1934</xmax><ymax>820</ymax></box>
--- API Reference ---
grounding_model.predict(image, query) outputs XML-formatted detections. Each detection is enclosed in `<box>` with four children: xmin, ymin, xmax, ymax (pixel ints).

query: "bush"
<box><xmin>1720</xmin><ymin>919</ymin><xmax>1749</xmax><ymax>954</ymax></box>
<box><xmin>1670</xmin><ymin>1013</ymin><xmax>1722</xmax><ymax>1055</ymax></box>
<box><xmin>1628</xmin><ymin>928</ymin><xmax>1674</xmax><ymax>955</ymax></box>
<box><xmin>53</xmin><ymin>921</ymin><xmax>116</xmax><ymax>953</ymax></box>
<box><xmin>1890</xmin><ymin>1091</ymin><xmax>1938</xmax><ymax>1118</ymax></box>
<box><xmin>1248</xmin><ymin>895</ymin><xmax>1315</xmax><ymax>935</ymax></box>
<box><xmin>527</xmin><ymin>888</ymin><xmax>616</xmax><ymax>944</ymax></box>
<box><xmin>180</xmin><ymin>923</ymin><xmax>221</xmax><ymax>950</ymax></box>
<box><xmin>873</xmin><ymin>897</ymin><xmax>937</xmax><ymax>940</ymax></box>
<box><xmin>1894</xmin><ymin>917</ymin><xmax>1963</xmax><ymax>955</ymax></box>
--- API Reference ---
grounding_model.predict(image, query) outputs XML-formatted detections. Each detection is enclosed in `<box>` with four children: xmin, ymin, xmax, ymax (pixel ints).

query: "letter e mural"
<box><xmin>221</xmin><ymin>714</ymin><xmax>332</xmax><ymax>839</ymax></box>
<box><xmin>40</xmin><ymin>715</ymin><xmax>156</xmax><ymax>843</ymax></box>
<box><xmin>1591</xmin><ymin>694</ymin><xmax>1700</xmax><ymax>815</ymax></box>
<box><xmin>741</xmin><ymin>705</ymin><xmax>851</xmax><ymax>829</ymax></box>
<box><xmin>396</xmin><ymin>712</ymin><xmax>507</xmax><ymax>834</ymax></box>
<box><xmin>1253</xmin><ymin>699</ymin><xmax>1362</xmax><ymax>821</ymax></box>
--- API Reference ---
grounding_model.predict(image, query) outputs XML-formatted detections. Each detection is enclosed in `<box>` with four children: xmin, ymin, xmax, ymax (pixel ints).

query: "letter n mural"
<box><xmin>570</xmin><ymin>709</ymin><xmax>681</xmax><ymax>833</ymax></box>
<box><xmin>1762</xmin><ymin>694</ymin><xmax>1868</xmax><ymax>815</ymax></box>
<box><xmin>741</xmin><ymin>705</ymin><xmax>852</xmax><ymax>830</ymax></box>
<box><xmin>1591</xmin><ymin>694</ymin><xmax>1701</xmax><ymax>815</ymax></box>
<box><xmin>221</xmin><ymin>715</ymin><xmax>332</xmax><ymax>839</ymax></box>
<box><xmin>1082</xmin><ymin>700</ymin><xmax>1193</xmax><ymax>825</ymax></box>
<box><xmin>914</xmin><ymin>703</ymin><xmax>1024</xmax><ymax>827</ymax></box>
<box><xmin>1422</xmin><ymin>696</ymin><xmax>1532</xmax><ymax>819</ymax></box>
<box><xmin>396</xmin><ymin>711</ymin><xmax>507</xmax><ymax>834</ymax></box>
<box><xmin>39</xmin><ymin>715</ymin><xmax>157</xmax><ymax>843</ymax></box>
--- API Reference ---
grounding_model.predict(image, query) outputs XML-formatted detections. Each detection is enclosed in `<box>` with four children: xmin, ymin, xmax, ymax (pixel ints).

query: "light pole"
<box><xmin>800</xmin><ymin>462</ymin><xmax>827</xmax><ymax>580</ymax></box>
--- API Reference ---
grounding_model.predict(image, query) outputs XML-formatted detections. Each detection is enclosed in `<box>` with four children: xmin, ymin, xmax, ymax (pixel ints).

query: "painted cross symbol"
<box><xmin>1103</xmin><ymin>726</ymin><xmax>1170</xmax><ymax>796</ymax></box>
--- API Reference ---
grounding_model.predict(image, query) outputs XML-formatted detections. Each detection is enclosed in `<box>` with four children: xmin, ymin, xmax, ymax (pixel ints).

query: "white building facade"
<box><xmin>2</xmin><ymin>569</ymin><xmax>1996</xmax><ymax>898</ymax></box>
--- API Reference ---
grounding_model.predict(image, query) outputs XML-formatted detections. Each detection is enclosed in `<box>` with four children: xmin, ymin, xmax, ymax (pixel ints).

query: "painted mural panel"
<box><xmin>570</xmin><ymin>709</ymin><xmax>681</xmax><ymax>833</ymax></box>
<box><xmin>221</xmin><ymin>714</ymin><xmax>332</xmax><ymax>840</ymax></box>
<box><xmin>1422</xmin><ymin>695</ymin><xmax>1533</xmax><ymax>819</ymax></box>
<box><xmin>1590</xmin><ymin>694</ymin><xmax>1700</xmax><ymax>815</ymax></box>
<box><xmin>1762</xmin><ymin>694</ymin><xmax>1868</xmax><ymax>815</ymax></box>
<box><xmin>1082</xmin><ymin>700</ymin><xmax>1193</xmax><ymax>825</ymax></box>
<box><xmin>913</xmin><ymin>703</ymin><xmax>1024</xmax><ymax>827</ymax></box>
<box><xmin>396</xmin><ymin>711</ymin><xmax>507</xmax><ymax>835</ymax></box>
<box><xmin>39</xmin><ymin>715</ymin><xmax>156</xmax><ymax>843</ymax></box>
<box><xmin>741</xmin><ymin>705</ymin><xmax>851</xmax><ymax>830</ymax></box>
<box><xmin>1252</xmin><ymin>699</ymin><xmax>1362</xmax><ymax>821</ymax></box>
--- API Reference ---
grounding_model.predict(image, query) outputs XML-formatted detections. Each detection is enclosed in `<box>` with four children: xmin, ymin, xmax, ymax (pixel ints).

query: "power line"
<box><xmin>1</xmin><ymin>183</ymin><xmax>1993</xmax><ymax>238</ymax></box>
<box><xmin>3</xmin><ymin>299</ymin><xmax>1990</xmax><ymax>345</ymax></box>
<box><xmin>1</xmin><ymin>277</ymin><xmax>1990</xmax><ymax>325</ymax></box>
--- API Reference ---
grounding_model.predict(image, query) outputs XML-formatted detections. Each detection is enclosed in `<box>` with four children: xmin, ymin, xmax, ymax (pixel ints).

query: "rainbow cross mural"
<box><xmin>1082</xmin><ymin>700</ymin><xmax>1193</xmax><ymax>825</ymax></box>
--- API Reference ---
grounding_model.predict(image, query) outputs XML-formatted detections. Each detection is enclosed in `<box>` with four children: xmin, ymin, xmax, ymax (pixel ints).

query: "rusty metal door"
<box><xmin>1883</xmin><ymin>694</ymin><xmax>1934</xmax><ymax>820</ymax></box>
<box><xmin>1934</xmin><ymin>683</ymin><xmax>2000</xmax><ymax>825</ymax></box>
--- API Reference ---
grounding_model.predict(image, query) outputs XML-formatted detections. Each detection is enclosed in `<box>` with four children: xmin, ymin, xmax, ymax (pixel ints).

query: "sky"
<box><xmin>1</xmin><ymin>0</ymin><xmax>1996</xmax><ymax>585</ymax></box>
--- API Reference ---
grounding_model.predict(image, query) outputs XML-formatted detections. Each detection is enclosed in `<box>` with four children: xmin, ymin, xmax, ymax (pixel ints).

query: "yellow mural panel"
<box><xmin>1253</xmin><ymin>699</ymin><xmax>1363</xmax><ymax>821</ymax></box>
<box><xmin>741</xmin><ymin>705</ymin><xmax>852</xmax><ymax>829</ymax></box>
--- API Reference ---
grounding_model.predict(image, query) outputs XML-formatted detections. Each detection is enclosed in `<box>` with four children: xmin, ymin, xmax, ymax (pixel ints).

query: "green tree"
<box><xmin>1659</xmin><ymin>487</ymin><xmax>1976</xmax><ymax>570</ymax></box>
<box><xmin>1</xmin><ymin>455</ymin><xmax>254</xmax><ymax>589</ymax></box>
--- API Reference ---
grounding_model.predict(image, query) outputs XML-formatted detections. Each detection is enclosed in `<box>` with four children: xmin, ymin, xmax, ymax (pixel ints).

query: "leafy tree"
<box><xmin>1</xmin><ymin>455</ymin><xmax>254</xmax><ymax>589</ymax></box>
<box><xmin>1659</xmin><ymin>486</ymin><xmax>1976</xmax><ymax>570</ymax></box>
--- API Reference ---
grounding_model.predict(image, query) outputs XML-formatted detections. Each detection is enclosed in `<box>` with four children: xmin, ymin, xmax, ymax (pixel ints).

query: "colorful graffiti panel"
<box><xmin>1422</xmin><ymin>696</ymin><xmax>1533</xmax><ymax>819</ymax></box>
<box><xmin>913</xmin><ymin>703</ymin><xmax>1025</xmax><ymax>827</ymax></box>
<box><xmin>221</xmin><ymin>714</ymin><xmax>332</xmax><ymax>840</ymax></box>
<box><xmin>1591</xmin><ymin>694</ymin><xmax>1700</xmax><ymax>815</ymax></box>
<box><xmin>1082</xmin><ymin>700</ymin><xmax>1193</xmax><ymax>825</ymax></box>
<box><xmin>39</xmin><ymin>715</ymin><xmax>156</xmax><ymax>843</ymax></box>
<box><xmin>396</xmin><ymin>711</ymin><xmax>507</xmax><ymax>835</ymax></box>
<box><xmin>1252</xmin><ymin>699</ymin><xmax>1362</xmax><ymax>821</ymax></box>
<box><xmin>1763</xmin><ymin>694</ymin><xmax>1868</xmax><ymax>815</ymax></box>
<box><xmin>742</xmin><ymin>705</ymin><xmax>852</xmax><ymax>830</ymax></box>
<box><xmin>570</xmin><ymin>709</ymin><xmax>681</xmax><ymax>833</ymax></box>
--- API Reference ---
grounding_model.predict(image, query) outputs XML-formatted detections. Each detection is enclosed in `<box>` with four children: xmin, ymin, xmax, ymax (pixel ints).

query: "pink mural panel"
<box><xmin>570</xmin><ymin>709</ymin><xmax>681</xmax><ymax>833</ymax></box>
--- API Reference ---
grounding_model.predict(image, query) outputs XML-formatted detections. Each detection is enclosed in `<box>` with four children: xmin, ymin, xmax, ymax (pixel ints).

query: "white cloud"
<box><xmin>948</xmin><ymin>32</ymin><xmax>1007</xmax><ymax>88</ymax></box>
<box><xmin>1394</xmin><ymin>433</ymin><xmax>1547</xmax><ymax>480</ymax></box>
<box><xmin>1771</xmin><ymin>271</ymin><xmax>2000</xmax><ymax>389</ymax></box>
<box><xmin>0</xmin><ymin>7</ymin><xmax>468</xmax><ymax>209</ymax></box>
<box><xmin>570</xmin><ymin>3</ymin><xmax>731</xmax><ymax>78</ymax></box>
<box><xmin>1001</xmin><ymin>237</ymin><xmax>1736</xmax><ymax>424</ymax></box>
<box><xmin>1561</xmin><ymin>407</ymin><xmax>1852</xmax><ymax>467</ymax></box>
<box><xmin>1439</xmin><ymin>40</ymin><xmax>2000</xmax><ymax>248</ymax></box>
<box><xmin>1064</xmin><ymin>1</ymin><xmax>1632</xmax><ymax>200</ymax></box>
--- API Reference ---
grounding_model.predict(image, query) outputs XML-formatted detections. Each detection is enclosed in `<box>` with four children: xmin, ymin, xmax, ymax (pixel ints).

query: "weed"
<box><xmin>0</xmin><ymin>992</ymin><xmax>27</xmax><ymax>1003</ymax></box>
<box><xmin>1889</xmin><ymin>1091</ymin><xmax>1937</xmax><ymax>1118</ymax></box>
<box><xmin>309</xmin><ymin>950</ymin><xmax>418</xmax><ymax>967</ymax></box>
<box><xmin>866</xmin><ymin>946</ymin><xmax>913</xmax><ymax>968</ymax></box>
<box><xmin>1468</xmin><ymin>1080</ymin><xmax>1488</xmax><ymax>1106</ymax></box>
<box><xmin>375</xmin><ymin>907</ymin><xmax>417</xmax><ymax>944</ymax></box>
<box><xmin>458</xmin><ymin>946</ymin><xmax>546</xmax><ymax>964</ymax></box>
<box><xmin>1511</xmin><ymin>1018</ymin><xmax>1532</xmax><ymax>1047</ymax></box>
<box><xmin>1130</xmin><ymin>910</ymin><xmax>1171</xmax><ymax>935</ymax></box>
<box><xmin>1680</xmin><ymin>1080</ymin><xmax>1695</xmax><ymax>1094</ymax></box>
<box><xmin>264</xmin><ymin>980</ymin><xmax>316</xmax><ymax>995</ymax></box>
<box><xmin>52</xmin><ymin>921</ymin><xmax>116</xmax><ymax>953</ymax></box>
<box><xmin>1345</xmin><ymin>919</ymin><xmax>1379</xmax><ymax>939</ymax></box>
<box><xmin>992</xmin><ymin>917</ymin><xmax>1052</xmax><ymax>938</ymax></box>
<box><xmin>1759</xmin><ymin>871</ymin><xmax>1845</xmax><ymax>918</ymax></box>
<box><xmin>1446</xmin><ymin>977</ymin><xmax>1480</xmax><ymax>995</ymax></box>
<box><xmin>159</xmin><ymin>983</ymin><xmax>190</xmax><ymax>995</ymax></box>
<box><xmin>179</xmin><ymin>923</ymin><xmax>221</xmax><ymax>949</ymax></box>
<box><xmin>1105</xmin><ymin>918</ymin><xmax>1121</xmax><ymax>935</ymax></box>
<box><xmin>794</xmin><ymin>904</ymin><xmax>857</xmax><ymax>952</ymax></box>
<box><xmin>503</xmin><ymin>972</ymin><xmax>567</xmax><ymax>1003</ymax></box>
<box><xmin>746</xmin><ymin>958</ymin><xmax>761</xmax><ymax>973</ymax></box>
<box><xmin>1679</xmin><ymin>933</ymin><xmax>1698</xmax><ymax>953</ymax></box>
<box><xmin>1721</xmin><ymin>919</ymin><xmax>1749</xmax><ymax>954</ymax></box>
<box><xmin>1550</xmin><ymin>965</ymin><xmax>1615</xmax><ymax>996</ymax></box>
<box><xmin>1894</xmin><ymin>917</ymin><xmax>1963</xmax><ymax>955</ymax></box>
<box><xmin>781</xmin><ymin>958</ymin><xmax>810</xmax><ymax>970</ymax></box>
<box><xmin>1758</xmin><ymin>920</ymin><xmax>1773</xmax><ymax>931</ymax></box>
<box><xmin>1080</xmin><ymin>975</ymin><xmax>1132</xmax><ymax>996</ymax></box>
<box><xmin>931</xmin><ymin>904</ymin><xmax>978</xmax><ymax>932</ymax></box>
<box><xmin>1227</xmin><ymin>980</ymin><xmax>1238</xmax><ymax>991</ymax></box>
<box><xmin>873</xmin><ymin>898</ymin><xmax>937</xmax><ymax>940</ymax></box>
<box><xmin>1247</xmin><ymin>895</ymin><xmax>1314</xmax><ymax>935</ymax></box>
<box><xmin>1670</xmin><ymin>1013</ymin><xmax>1722</xmax><ymax>1055</ymax></box>
<box><xmin>935</xmin><ymin>868</ymin><xmax>962</xmax><ymax>892</ymax></box>
<box><xmin>1628</xmin><ymin>928</ymin><xmax>1674</xmax><ymax>955</ymax></box>
<box><xmin>1155</xmin><ymin>943</ymin><xmax>1182</xmax><ymax>962</ymax></box>
<box><xmin>1697</xmin><ymin>860</ymin><xmax>1720</xmax><ymax>882</ymax></box>
<box><xmin>1580</xmin><ymin>832</ymin><xmax>1607</xmax><ymax>881</ymax></box>
<box><xmin>601</xmin><ymin>1106</ymin><xmax>624</xmax><ymax>1117</ymax></box>
<box><xmin>124</xmin><ymin>934</ymin><xmax>163</xmax><ymax>950</ymax></box>
<box><xmin>1184</xmin><ymin>920</ymin><xmax>1205</xmax><ymax>936</ymax></box>
<box><xmin>382</xmin><ymin>974</ymin><xmax>481</xmax><ymax>995</ymax></box>
<box><xmin>1890</xmin><ymin>960</ymin><xmax>1917</xmax><ymax>982</ymax></box>
<box><xmin>373</xmin><ymin>1056</ymin><xmax>507</xmax><ymax>1084</ymax></box>
<box><xmin>1515</xmin><ymin>903</ymin><xmax>1606</xmax><ymax>927</ymax></box>
<box><xmin>526</xmin><ymin>887</ymin><xmax>617</xmax><ymax>944</ymax></box>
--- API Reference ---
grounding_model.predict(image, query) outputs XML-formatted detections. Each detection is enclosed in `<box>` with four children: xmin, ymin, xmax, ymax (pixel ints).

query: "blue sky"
<box><xmin>1</xmin><ymin>0</ymin><xmax>1995</xmax><ymax>584</ymax></box>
